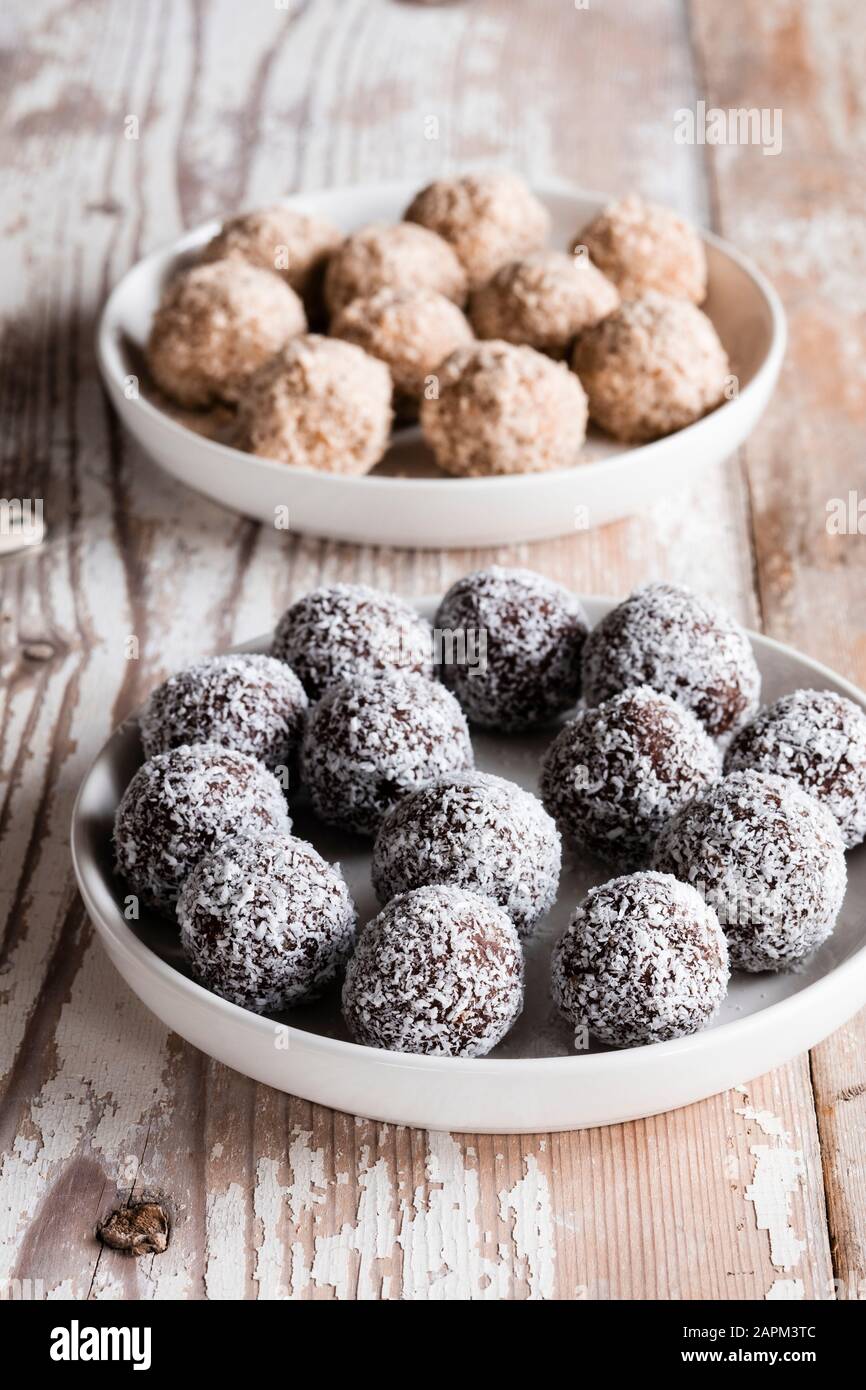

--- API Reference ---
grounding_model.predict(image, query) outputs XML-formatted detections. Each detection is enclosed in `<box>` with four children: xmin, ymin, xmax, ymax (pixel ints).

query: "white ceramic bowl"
<box><xmin>71</xmin><ymin>597</ymin><xmax>866</xmax><ymax>1133</ymax></box>
<box><xmin>97</xmin><ymin>182</ymin><xmax>786</xmax><ymax>549</ymax></box>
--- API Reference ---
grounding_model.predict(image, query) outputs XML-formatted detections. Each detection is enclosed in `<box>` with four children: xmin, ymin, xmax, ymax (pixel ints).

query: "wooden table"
<box><xmin>1</xmin><ymin>0</ymin><xmax>864</xmax><ymax>1301</ymax></box>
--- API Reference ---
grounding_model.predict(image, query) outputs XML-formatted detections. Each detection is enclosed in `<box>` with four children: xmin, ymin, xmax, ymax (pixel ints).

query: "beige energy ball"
<box><xmin>324</xmin><ymin>222</ymin><xmax>467</xmax><ymax>317</ymax></box>
<box><xmin>572</xmin><ymin>292</ymin><xmax>729</xmax><ymax>443</ymax></box>
<box><xmin>147</xmin><ymin>259</ymin><xmax>306</xmax><ymax>408</ymax></box>
<box><xmin>331</xmin><ymin>288</ymin><xmax>474</xmax><ymax>416</ymax></box>
<box><xmin>203</xmin><ymin>205</ymin><xmax>342</xmax><ymax>310</ymax></box>
<box><xmin>574</xmin><ymin>193</ymin><xmax>707</xmax><ymax>304</ymax></box>
<box><xmin>241</xmin><ymin>334</ymin><xmax>393</xmax><ymax>474</ymax></box>
<box><xmin>421</xmin><ymin>340</ymin><xmax>587</xmax><ymax>477</ymax></box>
<box><xmin>469</xmin><ymin>250</ymin><xmax>619</xmax><ymax>358</ymax></box>
<box><xmin>405</xmin><ymin>172</ymin><xmax>551</xmax><ymax>291</ymax></box>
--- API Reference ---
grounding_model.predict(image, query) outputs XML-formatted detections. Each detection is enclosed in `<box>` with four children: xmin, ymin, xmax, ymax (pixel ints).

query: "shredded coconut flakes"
<box><xmin>372</xmin><ymin>770</ymin><xmax>561</xmax><ymax>938</ymax></box>
<box><xmin>551</xmin><ymin>870</ymin><xmax>729</xmax><ymax>1047</ymax></box>
<box><xmin>343</xmin><ymin>883</ymin><xmax>524</xmax><ymax>1057</ymax></box>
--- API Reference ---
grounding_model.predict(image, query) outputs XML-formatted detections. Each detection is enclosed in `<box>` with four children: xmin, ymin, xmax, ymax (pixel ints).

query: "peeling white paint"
<box><xmin>286</xmin><ymin>1130</ymin><xmax>326</xmax><ymax>1222</ymax></box>
<box><xmin>736</xmin><ymin>1106</ymin><xmax>790</xmax><ymax>1142</ymax></box>
<box><xmin>269</xmin><ymin>1128</ymin><xmax>558</xmax><ymax>1300</ymax></box>
<box><xmin>289</xmin><ymin>1240</ymin><xmax>311</xmax><ymax>1297</ymax></box>
<box><xmin>399</xmin><ymin>1132</ymin><xmax>501</xmax><ymax>1300</ymax></box>
<box><xmin>0</xmin><ymin>936</ymin><xmax>172</xmax><ymax>1289</ymax></box>
<box><xmin>745</xmin><ymin>1145</ymin><xmax>806</xmax><ymax>1272</ymax></box>
<box><xmin>767</xmin><ymin>1278</ymin><xmax>805</xmax><ymax>1300</ymax></box>
<box><xmin>254</xmin><ymin>1158</ymin><xmax>288</xmax><ymax>1300</ymax></box>
<box><xmin>498</xmin><ymin>1155</ymin><xmax>556</xmax><ymax>1300</ymax></box>
<box><xmin>736</xmin><ymin>1097</ymin><xmax>811</xmax><ymax>1295</ymax></box>
<box><xmin>205</xmin><ymin>1183</ymin><xmax>247</xmax><ymax>1300</ymax></box>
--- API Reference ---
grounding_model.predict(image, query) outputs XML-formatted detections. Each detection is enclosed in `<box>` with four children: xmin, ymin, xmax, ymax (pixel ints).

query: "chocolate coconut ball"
<box><xmin>421</xmin><ymin>340</ymin><xmax>588</xmax><ymax>477</ymax></box>
<box><xmin>178</xmin><ymin>832</ymin><xmax>356</xmax><ymax>1013</ymax></box>
<box><xmin>572</xmin><ymin>293</ymin><xmax>729</xmax><ymax>443</ymax></box>
<box><xmin>469</xmin><ymin>251</ymin><xmax>619</xmax><ymax>358</ymax></box>
<box><xmin>114</xmin><ymin>744</ymin><xmax>291</xmax><ymax>917</ymax></box>
<box><xmin>540</xmin><ymin>686</ymin><xmax>723</xmax><ymax>867</ymax></box>
<box><xmin>301</xmin><ymin>672</ymin><xmax>473</xmax><ymax>836</ymax></box>
<box><xmin>725</xmin><ymin>689</ymin><xmax>866</xmax><ymax>849</ymax></box>
<box><xmin>202</xmin><ymin>205</ymin><xmax>341</xmax><ymax>314</ymax></box>
<box><xmin>147</xmin><ymin>259</ymin><xmax>306</xmax><ymax>408</ymax></box>
<box><xmin>139</xmin><ymin>653</ymin><xmax>308</xmax><ymax>773</ymax></box>
<box><xmin>342</xmin><ymin>884</ymin><xmax>523</xmax><ymax>1056</ymax></box>
<box><xmin>574</xmin><ymin>194</ymin><xmax>707</xmax><ymax>304</ymax></box>
<box><xmin>405</xmin><ymin>172</ymin><xmax>550</xmax><ymax>291</ymax></box>
<box><xmin>272</xmin><ymin>583</ymin><xmax>433</xmax><ymax>701</ymax></box>
<box><xmin>324</xmin><ymin>221</ymin><xmax>467</xmax><ymax>317</ymax></box>
<box><xmin>654</xmin><ymin>771</ymin><xmax>846</xmax><ymax>973</ymax></box>
<box><xmin>372</xmin><ymin>771</ymin><xmax>561</xmax><ymax>938</ymax></box>
<box><xmin>552</xmin><ymin>871</ymin><xmax>729</xmax><ymax>1048</ymax></box>
<box><xmin>434</xmin><ymin>566</ymin><xmax>589</xmax><ymax>731</ymax></box>
<box><xmin>331</xmin><ymin>287</ymin><xmax>473</xmax><ymax>417</ymax></box>
<box><xmin>582</xmin><ymin>583</ymin><xmax>761</xmax><ymax>740</ymax></box>
<box><xmin>241</xmin><ymin>334</ymin><xmax>392</xmax><ymax>474</ymax></box>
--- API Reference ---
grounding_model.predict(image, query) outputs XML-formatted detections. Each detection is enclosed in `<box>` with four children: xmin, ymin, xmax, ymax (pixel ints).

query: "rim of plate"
<box><xmin>71</xmin><ymin>601</ymin><xmax>866</xmax><ymax>1079</ymax></box>
<box><xmin>96</xmin><ymin>179</ymin><xmax>787</xmax><ymax>494</ymax></box>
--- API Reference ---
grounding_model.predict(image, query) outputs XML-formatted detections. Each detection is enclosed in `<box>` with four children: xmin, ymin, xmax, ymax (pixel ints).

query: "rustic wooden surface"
<box><xmin>0</xmin><ymin>0</ymin><xmax>863</xmax><ymax>1300</ymax></box>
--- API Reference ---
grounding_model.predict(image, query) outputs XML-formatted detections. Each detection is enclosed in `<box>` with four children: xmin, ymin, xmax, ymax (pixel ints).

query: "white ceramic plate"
<box><xmin>97</xmin><ymin>182</ymin><xmax>786</xmax><ymax>549</ymax></box>
<box><xmin>71</xmin><ymin>597</ymin><xmax>866</xmax><ymax>1133</ymax></box>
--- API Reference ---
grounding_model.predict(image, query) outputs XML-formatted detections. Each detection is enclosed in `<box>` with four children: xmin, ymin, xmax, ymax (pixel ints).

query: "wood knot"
<box><xmin>97</xmin><ymin>1199</ymin><xmax>170</xmax><ymax>1255</ymax></box>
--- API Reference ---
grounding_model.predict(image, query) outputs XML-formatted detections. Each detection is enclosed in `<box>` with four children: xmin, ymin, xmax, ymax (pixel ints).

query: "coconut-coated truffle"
<box><xmin>301</xmin><ymin>672</ymin><xmax>473</xmax><ymax>836</ymax></box>
<box><xmin>469</xmin><ymin>250</ymin><xmax>619</xmax><ymax>358</ymax></box>
<box><xmin>241</xmin><ymin>334</ymin><xmax>392</xmax><ymax>474</ymax></box>
<box><xmin>434</xmin><ymin>566</ymin><xmax>589</xmax><ymax>731</ymax></box>
<box><xmin>572</xmin><ymin>293</ymin><xmax>729</xmax><ymax>442</ymax></box>
<box><xmin>654</xmin><ymin>771</ymin><xmax>846</xmax><ymax>972</ymax></box>
<box><xmin>725</xmin><ymin>689</ymin><xmax>866</xmax><ymax>849</ymax></box>
<box><xmin>371</xmin><ymin>771</ymin><xmax>561</xmax><ymax>938</ymax></box>
<box><xmin>582</xmin><ymin>582</ymin><xmax>761</xmax><ymax>740</ymax></box>
<box><xmin>139</xmin><ymin>653</ymin><xmax>308</xmax><ymax>773</ymax></box>
<box><xmin>272</xmin><ymin>583</ymin><xmax>433</xmax><ymax>701</ymax></box>
<box><xmin>113</xmin><ymin>744</ymin><xmax>291</xmax><ymax>917</ymax></box>
<box><xmin>178</xmin><ymin>832</ymin><xmax>356</xmax><ymax>1012</ymax></box>
<box><xmin>540</xmin><ymin>686</ymin><xmax>723</xmax><ymax>868</ymax></box>
<box><xmin>342</xmin><ymin>884</ymin><xmax>524</xmax><ymax>1056</ymax></box>
<box><xmin>405</xmin><ymin>172</ymin><xmax>550</xmax><ymax>291</ymax></box>
<box><xmin>331</xmin><ymin>287</ymin><xmax>473</xmax><ymax>416</ymax></box>
<box><xmin>147</xmin><ymin>259</ymin><xmax>306</xmax><ymax>408</ymax></box>
<box><xmin>574</xmin><ymin>193</ymin><xmax>707</xmax><ymax>303</ymax></box>
<box><xmin>421</xmin><ymin>340</ymin><xmax>587</xmax><ymax>477</ymax></box>
<box><xmin>551</xmin><ymin>871</ymin><xmax>729</xmax><ymax>1047</ymax></box>
<box><xmin>324</xmin><ymin>221</ymin><xmax>467</xmax><ymax>317</ymax></box>
<box><xmin>202</xmin><ymin>205</ymin><xmax>342</xmax><ymax>312</ymax></box>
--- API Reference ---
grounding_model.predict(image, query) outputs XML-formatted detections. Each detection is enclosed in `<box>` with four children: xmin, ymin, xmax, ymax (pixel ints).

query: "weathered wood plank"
<box><xmin>690</xmin><ymin>0</ymin><xmax>866</xmax><ymax>1301</ymax></box>
<box><xmin>0</xmin><ymin>0</ymin><xmax>844</xmax><ymax>1300</ymax></box>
